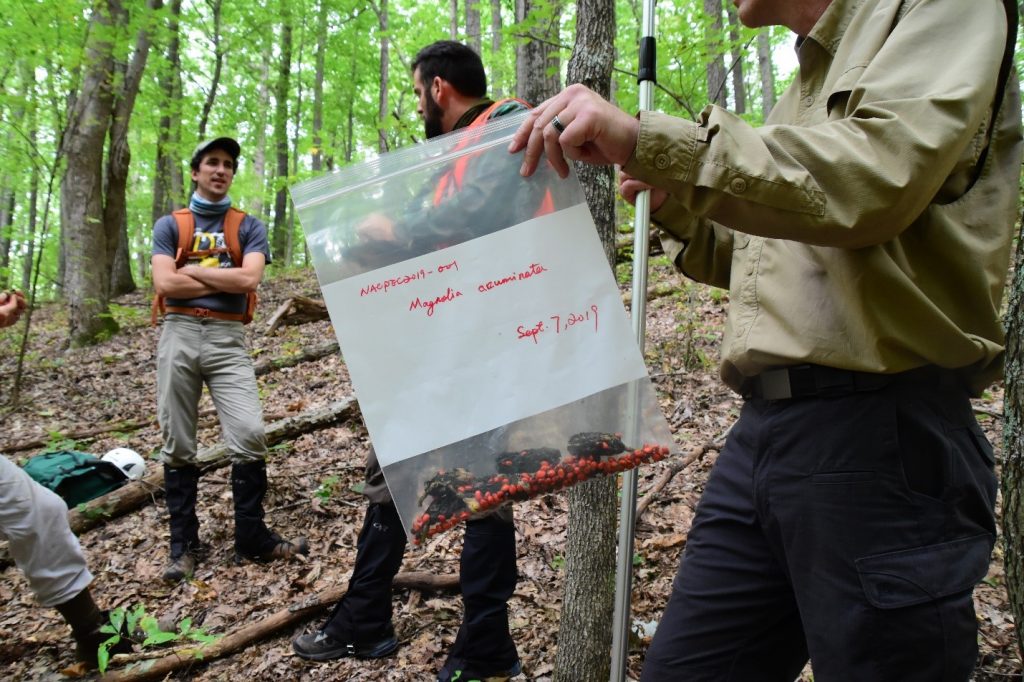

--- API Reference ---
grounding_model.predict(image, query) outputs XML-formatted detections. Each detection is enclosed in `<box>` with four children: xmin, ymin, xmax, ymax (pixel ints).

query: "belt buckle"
<box><xmin>194</xmin><ymin>307</ymin><xmax>211</xmax><ymax>318</ymax></box>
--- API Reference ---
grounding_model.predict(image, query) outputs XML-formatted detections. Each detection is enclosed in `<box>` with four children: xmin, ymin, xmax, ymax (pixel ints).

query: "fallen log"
<box><xmin>0</xmin><ymin>399</ymin><xmax>358</xmax><ymax>571</ymax></box>
<box><xmin>615</xmin><ymin>229</ymin><xmax>663</xmax><ymax>264</ymax></box>
<box><xmin>636</xmin><ymin>432</ymin><xmax>729</xmax><ymax>519</ymax></box>
<box><xmin>1</xmin><ymin>418</ymin><xmax>155</xmax><ymax>454</ymax></box>
<box><xmin>264</xmin><ymin>296</ymin><xmax>329</xmax><ymax>335</ymax></box>
<box><xmin>621</xmin><ymin>282</ymin><xmax>679</xmax><ymax>306</ymax></box>
<box><xmin>1</xmin><ymin>340</ymin><xmax>341</xmax><ymax>453</ymax></box>
<box><xmin>252</xmin><ymin>340</ymin><xmax>340</xmax><ymax>375</ymax></box>
<box><xmin>100</xmin><ymin>569</ymin><xmax>457</xmax><ymax>681</ymax></box>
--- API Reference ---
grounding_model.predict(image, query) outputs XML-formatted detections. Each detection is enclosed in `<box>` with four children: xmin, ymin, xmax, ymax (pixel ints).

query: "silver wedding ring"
<box><xmin>550</xmin><ymin>114</ymin><xmax>566</xmax><ymax>134</ymax></box>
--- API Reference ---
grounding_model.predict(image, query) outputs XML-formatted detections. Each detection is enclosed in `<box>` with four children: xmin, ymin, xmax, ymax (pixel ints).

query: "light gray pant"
<box><xmin>157</xmin><ymin>315</ymin><xmax>267</xmax><ymax>467</ymax></box>
<box><xmin>0</xmin><ymin>455</ymin><xmax>92</xmax><ymax>607</ymax></box>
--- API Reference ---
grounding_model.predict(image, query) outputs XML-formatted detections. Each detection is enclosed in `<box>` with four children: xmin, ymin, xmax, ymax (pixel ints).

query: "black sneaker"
<box><xmin>291</xmin><ymin>628</ymin><xmax>398</xmax><ymax>661</ymax></box>
<box><xmin>437</xmin><ymin>656</ymin><xmax>522</xmax><ymax>682</ymax></box>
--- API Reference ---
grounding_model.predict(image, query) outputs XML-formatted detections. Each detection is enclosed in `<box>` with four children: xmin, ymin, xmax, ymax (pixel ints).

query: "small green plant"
<box><xmin>314</xmin><ymin>475</ymin><xmax>340</xmax><ymax>503</ymax></box>
<box><xmin>45</xmin><ymin>432</ymin><xmax>79</xmax><ymax>452</ymax></box>
<box><xmin>98</xmin><ymin>604</ymin><xmax>222</xmax><ymax>673</ymax></box>
<box><xmin>74</xmin><ymin>502</ymin><xmax>113</xmax><ymax>520</ymax></box>
<box><xmin>550</xmin><ymin>554</ymin><xmax>566</xmax><ymax>570</ymax></box>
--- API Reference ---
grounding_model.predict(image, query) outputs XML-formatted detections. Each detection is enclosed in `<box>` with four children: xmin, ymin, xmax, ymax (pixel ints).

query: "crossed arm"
<box><xmin>151</xmin><ymin>252</ymin><xmax>266</xmax><ymax>298</ymax></box>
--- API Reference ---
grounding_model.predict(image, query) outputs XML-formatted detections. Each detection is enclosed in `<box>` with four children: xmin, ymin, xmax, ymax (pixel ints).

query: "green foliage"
<box><xmin>98</xmin><ymin>604</ymin><xmax>221</xmax><ymax>674</ymax></box>
<box><xmin>550</xmin><ymin>554</ymin><xmax>566</xmax><ymax>570</ymax></box>
<box><xmin>0</xmin><ymin>0</ymin><xmax>858</xmax><ymax>309</ymax></box>
<box><xmin>45</xmin><ymin>432</ymin><xmax>79</xmax><ymax>452</ymax></box>
<box><xmin>74</xmin><ymin>502</ymin><xmax>113</xmax><ymax>520</ymax></box>
<box><xmin>314</xmin><ymin>474</ymin><xmax>340</xmax><ymax>502</ymax></box>
<box><xmin>108</xmin><ymin>303</ymin><xmax>149</xmax><ymax>328</ymax></box>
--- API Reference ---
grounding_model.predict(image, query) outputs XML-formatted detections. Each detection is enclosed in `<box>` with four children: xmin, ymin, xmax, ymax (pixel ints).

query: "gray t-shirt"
<box><xmin>152</xmin><ymin>211</ymin><xmax>272</xmax><ymax>314</ymax></box>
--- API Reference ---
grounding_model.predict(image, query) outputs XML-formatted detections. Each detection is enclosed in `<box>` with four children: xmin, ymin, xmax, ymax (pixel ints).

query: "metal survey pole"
<box><xmin>610</xmin><ymin>1</ymin><xmax>657</xmax><ymax>680</ymax></box>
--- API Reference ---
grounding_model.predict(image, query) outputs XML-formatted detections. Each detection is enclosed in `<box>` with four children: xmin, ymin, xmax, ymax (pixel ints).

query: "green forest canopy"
<box><xmin>0</xmin><ymin>0</ymin><xmax>869</xmax><ymax>304</ymax></box>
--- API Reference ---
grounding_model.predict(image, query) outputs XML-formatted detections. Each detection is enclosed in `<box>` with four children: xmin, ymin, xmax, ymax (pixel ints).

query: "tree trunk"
<box><xmin>0</xmin><ymin>187</ymin><xmax>13</xmax><ymax>289</ymax></box>
<box><xmin>312</xmin><ymin>0</ymin><xmax>327</xmax><ymax>173</ymax></box>
<box><xmin>152</xmin><ymin>0</ymin><xmax>184</xmax><ymax>225</ymax></box>
<box><xmin>515</xmin><ymin>0</ymin><xmax>562</xmax><ymax>106</ymax></box>
<box><xmin>757</xmin><ymin>30</ymin><xmax>776</xmax><ymax>118</ymax></box>
<box><xmin>271</xmin><ymin>3</ymin><xmax>293</xmax><ymax>262</ymax></box>
<box><xmin>726</xmin><ymin>6</ymin><xmax>746</xmax><ymax>115</ymax></box>
<box><xmin>107</xmin><ymin>0</ymin><xmax>161</xmax><ymax>298</ymax></box>
<box><xmin>195</xmin><ymin>0</ymin><xmax>223</xmax><ymax>141</ymax></box>
<box><xmin>250</xmin><ymin>45</ymin><xmax>272</xmax><ymax>220</ymax></box>
<box><xmin>450</xmin><ymin>0</ymin><xmax>458</xmax><ymax>39</ymax></box>
<box><xmin>490</xmin><ymin>0</ymin><xmax>503</xmax><ymax>97</ymax></box>
<box><xmin>465</xmin><ymin>0</ymin><xmax>481</xmax><ymax>54</ymax></box>
<box><xmin>1002</xmin><ymin>212</ymin><xmax>1024</xmax><ymax>663</ymax></box>
<box><xmin>704</xmin><ymin>0</ymin><xmax>727</xmax><ymax>107</ymax></box>
<box><xmin>553</xmin><ymin>1</ymin><xmax>616</xmax><ymax>680</ymax></box>
<box><xmin>374</xmin><ymin>0</ymin><xmax>390</xmax><ymax>153</ymax></box>
<box><xmin>60</xmin><ymin>0</ymin><xmax>122</xmax><ymax>346</ymax></box>
<box><xmin>21</xmin><ymin>160</ymin><xmax>38</xmax><ymax>293</ymax></box>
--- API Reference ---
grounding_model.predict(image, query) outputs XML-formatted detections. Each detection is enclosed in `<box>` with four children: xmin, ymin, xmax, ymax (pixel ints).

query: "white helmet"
<box><xmin>102</xmin><ymin>448</ymin><xmax>147</xmax><ymax>481</ymax></box>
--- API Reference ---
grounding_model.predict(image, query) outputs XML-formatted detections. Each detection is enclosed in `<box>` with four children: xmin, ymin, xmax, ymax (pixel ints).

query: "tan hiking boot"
<box><xmin>161</xmin><ymin>552</ymin><xmax>197</xmax><ymax>582</ymax></box>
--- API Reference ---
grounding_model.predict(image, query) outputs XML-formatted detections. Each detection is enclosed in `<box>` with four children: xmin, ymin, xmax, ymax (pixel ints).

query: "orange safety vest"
<box><xmin>150</xmin><ymin>207</ymin><xmax>258</xmax><ymax>325</ymax></box>
<box><xmin>432</xmin><ymin>98</ymin><xmax>555</xmax><ymax>216</ymax></box>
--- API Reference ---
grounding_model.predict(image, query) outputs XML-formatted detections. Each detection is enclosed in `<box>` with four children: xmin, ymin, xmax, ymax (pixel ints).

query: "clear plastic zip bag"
<box><xmin>291</xmin><ymin>111</ymin><xmax>674</xmax><ymax>542</ymax></box>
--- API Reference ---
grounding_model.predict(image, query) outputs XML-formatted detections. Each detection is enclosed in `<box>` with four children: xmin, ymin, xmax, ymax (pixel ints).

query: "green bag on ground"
<box><xmin>22</xmin><ymin>450</ymin><xmax>128</xmax><ymax>507</ymax></box>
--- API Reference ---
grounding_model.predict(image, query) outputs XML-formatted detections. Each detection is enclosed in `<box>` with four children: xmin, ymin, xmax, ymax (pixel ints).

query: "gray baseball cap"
<box><xmin>190</xmin><ymin>137</ymin><xmax>241</xmax><ymax>169</ymax></box>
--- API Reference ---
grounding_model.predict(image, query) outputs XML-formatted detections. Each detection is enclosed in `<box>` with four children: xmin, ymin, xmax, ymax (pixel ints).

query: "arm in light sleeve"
<box><xmin>624</xmin><ymin>0</ymin><xmax>1007</xmax><ymax>249</ymax></box>
<box><xmin>652</xmin><ymin>196</ymin><xmax>734</xmax><ymax>290</ymax></box>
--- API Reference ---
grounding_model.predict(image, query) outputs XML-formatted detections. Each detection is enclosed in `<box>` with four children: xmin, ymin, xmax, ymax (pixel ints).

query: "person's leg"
<box><xmin>640</xmin><ymin>402</ymin><xmax>809</xmax><ymax>682</ymax></box>
<box><xmin>769</xmin><ymin>382</ymin><xmax>996</xmax><ymax>682</ymax></box>
<box><xmin>162</xmin><ymin>464</ymin><xmax>201</xmax><ymax>581</ymax></box>
<box><xmin>202</xmin><ymin>320</ymin><xmax>307</xmax><ymax>561</ymax></box>
<box><xmin>157</xmin><ymin>316</ymin><xmax>204</xmax><ymax>580</ymax></box>
<box><xmin>0</xmin><ymin>456</ymin><xmax>130</xmax><ymax>665</ymax></box>
<box><xmin>438</xmin><ymin>506</ymin><xmax>520</xmax><ymax>682</ymax></box>
<box><xmin>293</xmin><ymin>446</ymin><xmax>404</xmax><ymax>660</ymax></box>
<box><xmin>0</xmin><ymin>456</ymin><xmax>92</xmax><ymax>605</ymax></box>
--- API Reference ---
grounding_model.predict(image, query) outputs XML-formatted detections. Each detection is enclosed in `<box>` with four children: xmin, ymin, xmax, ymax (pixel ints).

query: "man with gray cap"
<box><xmin>151</xmin><ymin>137</ymin><xmax>308</xmax><ymax>582</ymax></box>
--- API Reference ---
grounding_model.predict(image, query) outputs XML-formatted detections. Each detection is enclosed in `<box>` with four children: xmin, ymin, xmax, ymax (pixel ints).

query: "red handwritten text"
<box><xmin>437</xmin><ymin>260</ymin><xmax>459</xmax><ymax>273</ymax></box>
<box><xmin>517</xmin><ymin>304</ymin><xmax>599</xmax><ymax>344</ymax></box>
<box><xmin>409</xmin><ymin>287</ymin><xmax>463</xmax><ymax>317</ymax></box>
<box><xmin>360</xmin><ymin>268</ymin><xmax>428</xmax><ymax>297</ymax></box>
<box><xmin>550</xmin><ymin>304</ymin><xmax>599</xmax><ymax>335</ymax></box>
<box><xmin>517</xmin><ymin>321</ymin><xmax>545</xmax><ymax>344</ymax></box>
<box><xmin>478</xmin><ymin>262</ymin><xmax>548</xmax><ymax>293</ymax></box>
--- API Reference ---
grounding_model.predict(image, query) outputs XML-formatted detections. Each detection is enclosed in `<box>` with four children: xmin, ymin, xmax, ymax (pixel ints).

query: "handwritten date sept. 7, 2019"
<box><xmin>518</xmin><ymin>305</ymin><xmax>599</xmax><ymax>344</ymax></box>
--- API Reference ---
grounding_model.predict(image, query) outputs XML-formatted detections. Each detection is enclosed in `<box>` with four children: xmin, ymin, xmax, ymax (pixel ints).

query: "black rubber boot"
<box><xmin>231</xmin><ymin>461</ymin><xmax>308</xmax><ymax>562</ymax></box>
<box><xmin>54</xmin><ymin>587</ymin><xmax>132</xmax><ymax>667</ymax></box>
<box><xmin>438</xmin><ymin>515</ymin><xmax>520</xmax><ymax>681</ymax></box>
<box><xmin>162</xmin><ymin>464</ymin><xmax>201</xmax><ymax>582</ymax></box>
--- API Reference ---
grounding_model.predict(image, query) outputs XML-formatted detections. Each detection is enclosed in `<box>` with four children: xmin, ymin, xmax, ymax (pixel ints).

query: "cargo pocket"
<box><xmin>855</xmin><ymin>533</ymin><xmax>993</xmax><ymax>609</ymax></box>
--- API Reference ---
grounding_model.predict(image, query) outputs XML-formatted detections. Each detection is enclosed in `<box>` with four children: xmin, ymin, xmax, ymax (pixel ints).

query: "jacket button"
<box><xmin>802</xmin><ymin>95</ymin><xmax>815</xmax><ymax>107</ymax></box>
<box><xmin>730</xmin><ymin>177</ymin><xmax>748</xmax><ymax>194</ymax></box>
<box><xmin>654</xmin><ymin>154</ymin><xmax>671</xmax><ymax>170</ymax></box>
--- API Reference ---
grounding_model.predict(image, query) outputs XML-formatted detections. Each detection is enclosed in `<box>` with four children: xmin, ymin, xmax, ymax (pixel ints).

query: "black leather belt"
<box><xmin>741</xmin><ymin>364</ymin><xmax>955</xmax><ymax>401</ymax></box>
